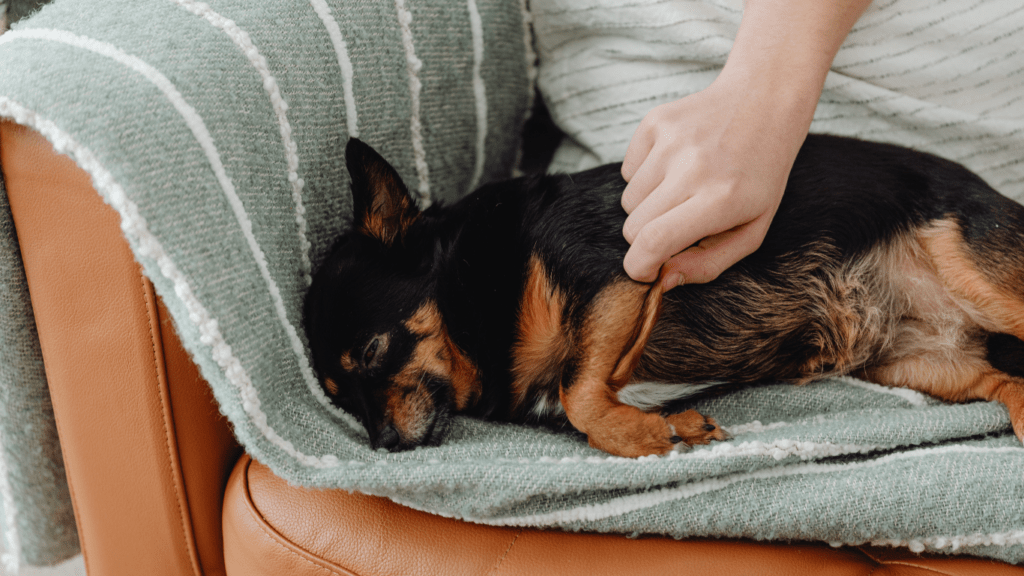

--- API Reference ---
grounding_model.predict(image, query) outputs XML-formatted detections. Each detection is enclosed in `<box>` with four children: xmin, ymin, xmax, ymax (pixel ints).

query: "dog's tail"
<box><xmin>610</xmin><ymin>281</ymin><xmax>665</xmax><ymax>385</ymax></box>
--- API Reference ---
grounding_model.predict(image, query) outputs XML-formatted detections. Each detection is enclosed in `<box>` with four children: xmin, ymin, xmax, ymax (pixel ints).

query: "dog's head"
<box><xmin>305</xmin><ymin>139</ymin><xmax>480</xmax><ymax>451</ymax></box>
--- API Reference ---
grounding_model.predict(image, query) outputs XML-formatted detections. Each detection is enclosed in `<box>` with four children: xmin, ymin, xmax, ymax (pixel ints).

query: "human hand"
<box><xmin>619</xmin><ymin>0</ymin><xmax>872</xmax><ymax>291</ymax></box>
<box><xmin>620</xmin><ymin>74</ymin><xmax>812</xmax><ymax>291</ymax></box>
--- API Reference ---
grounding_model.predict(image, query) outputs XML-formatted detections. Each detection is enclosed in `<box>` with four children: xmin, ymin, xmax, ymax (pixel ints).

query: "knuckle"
<box><xmin>699</xmin><ymin>259</ymin><xmax>724</xmax><ymax>283</ymax></box>
<box><xmin>622</xmin><ymin>216</ymin><xmax>638</xmax><ymax>242</ymax></box>
<box><xmin>623</xmin><ymin>249</ymin><xmax>653</xmax><ymax>282</ymax></box>
<box><xmin>635</xmin><ymin>220</ymin><xmax>669</xmax><ymax>251</ymax></box>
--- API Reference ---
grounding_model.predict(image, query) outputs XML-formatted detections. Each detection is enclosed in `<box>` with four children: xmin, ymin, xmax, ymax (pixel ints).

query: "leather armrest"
<box><xmin>1</xmin><ymin>120</ymin><xmax>241</xmax><ymax>576</ymax></box>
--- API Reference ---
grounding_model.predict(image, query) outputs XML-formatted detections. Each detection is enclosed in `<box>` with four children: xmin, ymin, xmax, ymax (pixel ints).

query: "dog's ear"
<box><xmin>345</xmin><ymin>138</ymin><xmax>419</xmax><ymax>246</ymax></box>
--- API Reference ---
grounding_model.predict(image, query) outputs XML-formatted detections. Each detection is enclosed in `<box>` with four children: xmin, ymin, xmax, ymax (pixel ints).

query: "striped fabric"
<box><xmin>533</xmin><ymin>0</ymin><xmax>1024</xmax><ymax>202</ymax></box>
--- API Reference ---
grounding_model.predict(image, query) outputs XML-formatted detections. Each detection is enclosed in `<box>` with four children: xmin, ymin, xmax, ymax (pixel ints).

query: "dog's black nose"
<box><xmin>374</xmin><ymin>424</ymin><xmax>400</xmax><ymax>450</ymax></box>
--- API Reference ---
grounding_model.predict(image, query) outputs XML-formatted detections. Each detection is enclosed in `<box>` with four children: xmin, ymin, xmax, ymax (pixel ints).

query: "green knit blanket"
<box><xmin>0</xmin><ymin>0</ymin><xmax>1022</xmax><ymax>570</ymax></box>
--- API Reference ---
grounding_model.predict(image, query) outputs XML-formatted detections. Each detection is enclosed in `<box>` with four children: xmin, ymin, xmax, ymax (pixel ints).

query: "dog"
<box><xmin>304</xmin><ymin>135</ymin><xmax>1024</xmax><ymax>458</ymax></box>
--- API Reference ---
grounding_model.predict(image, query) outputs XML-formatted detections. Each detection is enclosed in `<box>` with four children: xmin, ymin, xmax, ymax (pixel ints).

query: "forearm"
<box><xmin>719</xmin><ymin>0</ymin><xmax>873</xmax><ymax>131</ymax></box>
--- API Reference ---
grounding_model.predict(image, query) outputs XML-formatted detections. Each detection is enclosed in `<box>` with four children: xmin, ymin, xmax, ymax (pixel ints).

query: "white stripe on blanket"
<box><xmin>394</xmin><ymin>0</ymin><xmax>431</xmax><ymax>206</ymax></box>
<box><xmin>170</xmin><ymin>0</ymin><xmax>314</xmax><ymax>287</ymax></box>
<box><xmin>466</xmin><ymin>0</ymin><xmax>488</xmax><ymax>192</ymax></box>
<box><xmin>308</xmin><ymin>0</ymin><xmax>359</xmax><ymax>138</ymax></box>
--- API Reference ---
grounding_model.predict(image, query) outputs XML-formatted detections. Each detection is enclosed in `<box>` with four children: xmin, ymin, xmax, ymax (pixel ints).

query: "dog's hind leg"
<box><xmin>894</xmin><ymin>214</ymin><xmax>1024</xmax><ymax>439</ymax></box>
<box><xmin>920</xmin><ymin>216</ymin><xmax>1024</xmax><ymax>340</ymax></box>
<box><xmin>559</xmin><ymin>280</ymin><xmax>726</xmax><ymax>457</ymax></box>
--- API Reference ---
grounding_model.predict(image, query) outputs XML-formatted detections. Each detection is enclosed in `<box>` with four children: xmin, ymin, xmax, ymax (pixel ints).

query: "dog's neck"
<box><xmin>430</xmin><ymin>182</ymin><xmax>533</xmax><ymax>419</ymax></box>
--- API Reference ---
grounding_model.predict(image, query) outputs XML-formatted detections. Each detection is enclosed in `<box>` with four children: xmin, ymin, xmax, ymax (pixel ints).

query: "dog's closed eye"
<box><xmin>361</xmin><ymin>333</ymin><xmax>389</xmax><ymax>369</ymax></box>
<box><xmin>363</xmin><ymin>338</ymin><xmax>379</xmax><ymax>365</ymax></box>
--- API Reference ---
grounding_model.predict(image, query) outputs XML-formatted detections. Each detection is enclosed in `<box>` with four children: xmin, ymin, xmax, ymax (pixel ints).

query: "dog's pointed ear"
<box><xmin>346</xmin><ymin>138</ymin><xmax>419</xmax><ymax>246</ymax></box>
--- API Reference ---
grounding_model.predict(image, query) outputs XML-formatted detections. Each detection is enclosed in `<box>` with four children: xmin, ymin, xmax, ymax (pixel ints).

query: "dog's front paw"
<box><xmin>666</xmin><ymin>410</ymin><xmax>729</xmax><ymax>449</ymax></box>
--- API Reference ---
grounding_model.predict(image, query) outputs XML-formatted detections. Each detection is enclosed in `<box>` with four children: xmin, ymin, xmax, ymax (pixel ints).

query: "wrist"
<box><xmin>710</xmin><ymin>63</ymin><xmax>821</xmax><ymax>141</ymax></box>
<box><xmin>715</xmin><ymin>0</ymin><xmax>872</xmax><ymax>130</ymax></box>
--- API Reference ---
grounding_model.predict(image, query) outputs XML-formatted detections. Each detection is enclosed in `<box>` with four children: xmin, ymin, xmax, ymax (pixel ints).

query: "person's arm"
<box><xmin>620</xmin><ymin>0</ymin><xmax>873</xmax><ymax>291</ymax></box>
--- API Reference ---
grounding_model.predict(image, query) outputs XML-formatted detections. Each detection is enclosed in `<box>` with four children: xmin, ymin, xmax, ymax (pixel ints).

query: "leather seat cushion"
<box><xmin>222</xmin><ymin>455</ymin><xmax>1024</xmax><ymax>576</ymax></box>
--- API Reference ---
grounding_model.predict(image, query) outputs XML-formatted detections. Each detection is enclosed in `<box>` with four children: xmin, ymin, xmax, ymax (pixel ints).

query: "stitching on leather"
<box><xmin>240</xmin><ymin>459</ymin><xmax>357</xmax><ymax>576</ymax></box>
<box><xmin>859</xmin><ymin>546</ymin><xmax>962</xmax><ymax>576</ymax></box>
<box><xmin>247</xmin><ymin>517</ymin><xmax>344</xmax><ymax>576</ymax></box>
<box><xmin>489</xmin><ymin>529</ymin><xmax>523</xmax><ymax>575</ymax></box>
<box><xmin>143</xmin><ymin>275</ymin><xmax>202</xmax><ymax>576</ymax></box>
<box><xmin>859</xmin><ymin>545</ymin><xmax>886</xmax><ymax>566</ymax></box>
<box><xmin>876</xmin><ymin>561</ymin><xmax>959</xmax><ymax>576</ymax></box>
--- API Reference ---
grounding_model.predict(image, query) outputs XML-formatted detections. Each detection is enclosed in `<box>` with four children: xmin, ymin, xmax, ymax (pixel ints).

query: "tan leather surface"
<box><xmin>1</xmin><ymin>120</ymin><xmax>239</xmax><ymax>576</ymax></box>
<box><xmin>160</xmin><ymin>296</ymin><xmax>243</xmax><ymax>576</ymax></box>
<box><xmin>225</xmin><ymin>455</ymin><xmax>1024</xmax><ymax>576</ymax></box>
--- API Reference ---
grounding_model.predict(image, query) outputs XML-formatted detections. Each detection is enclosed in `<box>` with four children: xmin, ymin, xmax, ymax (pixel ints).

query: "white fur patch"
<box><xmin>531</xmin><ymin>394</ymin><xmax>565</xmax><ymax>418</ymax></box>
<box><xmin>616</xmin><ymin>381</ymin><xmax>722</xmax><ymax>411</ymax></box>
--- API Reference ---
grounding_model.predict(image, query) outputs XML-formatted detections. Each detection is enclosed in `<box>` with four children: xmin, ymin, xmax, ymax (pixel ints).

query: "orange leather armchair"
<box><xmin>2</xmin><ymin>120</ymin><xmax>1022</xmax><ymax>576</ymax></box>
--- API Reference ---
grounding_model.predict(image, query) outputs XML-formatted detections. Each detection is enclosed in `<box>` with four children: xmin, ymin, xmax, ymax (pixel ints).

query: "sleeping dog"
<box><xmin>304</xmin><ymin>135</ymin><xmax>1024</xmax><ymax>458</ymax></box>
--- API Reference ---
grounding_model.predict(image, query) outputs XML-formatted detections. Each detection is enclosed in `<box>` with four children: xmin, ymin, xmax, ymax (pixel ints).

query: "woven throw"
<box><xmin>1</xmin><ymin>0</ymin><xmax>1023</xmax><ymax>570</ymax></box>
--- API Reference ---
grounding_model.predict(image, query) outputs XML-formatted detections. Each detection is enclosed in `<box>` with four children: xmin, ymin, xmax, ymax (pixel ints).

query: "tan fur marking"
<box><xmin>861</xmin><ymin>220</ymin><xmax>1024</xmax><ymax>438</ymax></box>
<box><xmin>405</xmin><ymin>300</ymin><xmax>444</xmax><ymax>336</ymax></box>
<box><xmin>359</xmin><ymin>164</ymin><xmax>418</xmax><ymax>245</ymax></box>
<box><xmin>511</xmin><ymin>256</ymin><xmax>570</xmax><ymax>410</ymax></box>
<box><xmin>324</xmin><ymin>377</ymin><xmax>339</xmax><ymax>396</ymax></box>
<box><xmin>920</xmin><ymin>220</ymin><xmax>1024</xmax><ymax>339</ymax></box>
<box><xmin>402</xmin><ymin>300</ymin><xmax>482</xmax><ymax>412</ymax></box>
<box><xmin>339</xmin><ymin>351</ymin><xmax>356</xmax><ymax>372</ymax></box>
<box><xmin>446</xmin><ymin>338</ymin><xmax>482</xmax><ymax>411</ymax></box>
<box><xmin>862</xmin><ymin>347</ymin><xmax>990</xmax><ymax>403</ymax></box>
<box><xmin>581</xmin><ymin>280</ymin><xmax>650</xmax><ymax>391</ymax></box>
<box><xmin>560</xmin><ymin>279</ymin><xmax>725</xmax><ymax>457</ymax></box>
<box><xmin>610</xmin><ymin>282</ymin><xmax>664</xmax><ymax>385</ymax></box>
<box><xmin>387</xmin><ymin>363</ymin><xmax>434</xmax><ymax>442</ymax></box>
<box><xmin>980</xmin><ymin>374</ymin><xmax>1024</xmax><ymax>441</ymax></box>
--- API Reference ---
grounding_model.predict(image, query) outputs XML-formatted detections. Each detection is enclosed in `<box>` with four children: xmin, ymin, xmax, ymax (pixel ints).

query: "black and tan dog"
<box><xmin>304</xmin><ymin>135</ymin><xmax>1024</xmax><ymax>458</ymax></box>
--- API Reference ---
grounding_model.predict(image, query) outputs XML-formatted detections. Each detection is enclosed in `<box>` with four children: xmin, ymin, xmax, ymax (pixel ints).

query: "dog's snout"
<box><xmin>373</xmin><ymin>424</ymin><xmax>401</xmax><ymax>451</ymax></box>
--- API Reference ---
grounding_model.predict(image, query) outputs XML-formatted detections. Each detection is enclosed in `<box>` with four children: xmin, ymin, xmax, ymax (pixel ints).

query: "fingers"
<box><xmin>621</xmin><ymin>116</ymin><xmax>657</xmax><ymax>182</ymax></box>
<box><xmin>624</xmin><ymin>199</ymin><xmax>772</xmax><ymax>284</ymax></box>
<box><xmin>620</xmin><ymin>160</ymin><xmax>665</xmax><ymax>217</ymax></box>
<box><xmin>622</xmin><ymin>175</ymin><xmax>703</xmax><ymax>243</ymax></box>
<box><xmin>622</xmin><ymin>194</ymin><xmax>725</xmax><ymax>282</ymax></box>
<box><xmin>656</xmin><ymin>219</ymin><xmax>769</xmax><ymax>290</ymax></box>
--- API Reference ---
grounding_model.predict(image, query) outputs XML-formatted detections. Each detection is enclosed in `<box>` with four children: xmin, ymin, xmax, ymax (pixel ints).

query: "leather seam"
<box><xmin>858</xmin><ymin>546</ymin><xmax>960</xmax><ymax>576</ymax></box>
<box><xmin>883</xmin><ymin>562</ymin><xmax>958</xmax><ymax>576</ymax></box>
<box><xmin>143</xmin><ymin>274</ymin><xmax>202</xmax><ymax>576</ymax></box>
<box><xmin>239</xmin><ymin>458</ymin><xmax>358</xmax><ymax>576</ymax></box>
<box><xmin>488</xmin><ymin>529</ymin><xmax>523</xmax><ymax>575</ymax></box>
